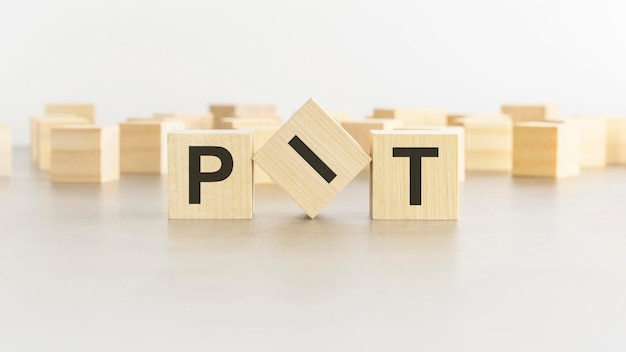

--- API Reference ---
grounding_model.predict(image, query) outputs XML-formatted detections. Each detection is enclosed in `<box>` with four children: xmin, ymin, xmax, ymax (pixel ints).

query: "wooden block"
<box><xmin>568</xmin><ymin>117</ymin><xmax>607</xmax><ymax>168</ymax></box>
<box><xmin>457</xmin><ymin>117</ymin><xmax>513</xmax><ymax>172</ymax></box>
<box><xmin>329</xmin><ymin>111</ymin><xmax>350</xmax><ymax>122</ymax></box>
<box><xmin>210</xmin><ymin>104</ymin><xmax>277</xmax><ymax>129</ymax></box>
<box><xmin>370</xmin><ymin>130</ymin><xmax>458</xmax><ymax>220</ymax></box>
<box><xmin>253</xmin><ymin>98</ymin><xmax>371</xmax><ymax>218</ymax></box>
<box><xmin>341</xmin><ymin>119</ymin><xmax>404</xmax><ymax>155</ymax></box>
<box><xmin>45</xmin><ymin>104</ymin><xmax>95</xmax><ymax>123</ymax></box>
<box><xmin>153</xmin><ymin>113</ymin><xmax>214</xmax><ymax>129</ymax></box>
<box><xmin>0</xmin><ymin>124</ymin><xmax>11</xmax><ymax>177</ymax></box>
<box><xmin>373</xmin><ymin>108</ymin><xmax>447</xmax><ymax>126</ymax></box>
<box><xmin>51</xmin><ymin>126</ymin><xmax>119</xmax><ymax>183</ymax></box>
<box><xmin>396</xmin><ymin>126</ymin><xmax>465</xmax><ymax>182</ymax></box>
<box><xmin>501</xmin><ymin>105</ymin><xmax>559</xmax><ymax>123</ymax></box>
<box><xmin>606</xmin><ymin>118</ymin><xmax>626</xmax><ymax>165</ymax></box>
<box><xmin>30</xmin><ymin>117</ymin><xmax>38</xmax><ymax>164</ymax></box>
<box><xmin>248</xmin><ymin>127</ymin><xmax>279</xmax><ymax>184</ymax></box>
<box><xmin>37</xmin><ymin>116</ymin><xmax>90</xmax><ymax>170</ymax></box>
<box><xmin>221</xmin><ymin>117</ymin><xmax>282</xmax><ymax>129</ymax></box>
<box><xmin>513</xmin><ymin>122</ymin><xmax>580</xmax><ymax>178</ymax></box>
<box><xmin>448</xmin><ymin>113</ymin><xmax>510</xmax><ymax>126</ymax></box>
<box><xmin>168</xmin><ymin>130</ymin><xmax>253</xmax><ymax>219</ymax></box>
<box><xmin>120</xmin><ymin>120</ymin><xmax>185</xmax><ymax>174</ymax></box>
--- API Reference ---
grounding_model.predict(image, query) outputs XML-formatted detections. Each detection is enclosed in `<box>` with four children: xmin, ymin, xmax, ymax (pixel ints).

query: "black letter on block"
<box><xmin>189</xmin><ymin>146</ymin><xmax>233</xmax><ymax>204</ymax></box>
<box><xmin>288</xmin><ymin>135</ymin><xmax>337</xmax><ymax>183</ymax></box>
<box><xmin>392</xmin><ymin>147</ymin><xmax>439</xmax><ymax>205</ymax></box>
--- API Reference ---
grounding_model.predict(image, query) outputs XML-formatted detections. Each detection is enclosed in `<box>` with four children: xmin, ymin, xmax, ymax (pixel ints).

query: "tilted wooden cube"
<box><xmin>569</xmin><ymin>117</ymin><xmax>607</xmax><ymax>168</ymax></box>
<box><xmin>0</xmin><ymin>124</ymin><xmax>11</xmax><ymax>177</ymax></box>
<box><xmin>501</xmin><ymin>105</ymin><xmax>559</xmax><ymax>123</ymax></box>
<box><xmin>513</xmin><ymin>122</ymin><xmax>580</xmax><ymax>178</ymax></box>
<box><xmin>50</xmin><ymin>126</ymin><xmax>120</xmax><ymax>183</ymax></box>
<box><xmin>36</xmin><ymin>116</ymin><xmax>90</xmax><ymax>170</ymax></box>
<box><xmin>45</xmin><ymin>103</ymin><xmax>95</xmax><ymax>123</ymax></box>
<box><xmin>253</xmin><ymin>99</ymin><xmax>371</xmax><ymax>219</ymax></box>
<box><xmin>370</xmin><ymin>130</ymin><xmax>458</xmax><ymax>220</ymax></box>
<box><xmin>168</xmin><ymin>130</ymin><xmax>253</xmax><ymax>219</ymax></box>
<box><xmin>120</xmin><ymin>119</ymin><xmax>185</xmax><ymax>174</ymax></box>
<box><xmin>456</xmin><ymin>116</ymin><xmax>512</xmax><ymax>172</ymax></box>
<box><xmin>373</xmin><ymin>108</ymin><xmax>447</xmax><ymax>127</ymax></box>
<box><xmin>606</xmin><ymin>118</ymin><xmax>626</xmax><ymax>165</ymax></box>
<box><xmin>210</xmin><ymin>104</ymin><xmax>277</xmax><ymax>129</ymax></box>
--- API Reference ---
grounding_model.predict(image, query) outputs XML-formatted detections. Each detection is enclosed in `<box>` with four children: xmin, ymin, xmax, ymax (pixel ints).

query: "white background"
<box><xmin>2</xmin><ymin>0</ymin><xmax>626</xmax><ymax>145</ymax></box>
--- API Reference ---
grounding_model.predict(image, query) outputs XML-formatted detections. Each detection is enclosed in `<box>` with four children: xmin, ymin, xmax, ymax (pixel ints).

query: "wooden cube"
<box><xmin>153</xmin><ymin>113</ymin><xmax>214</xmax><ymax>129</ymax></box>
<box><xmin>120</xmin><ymin>119</ymin><xmax>185</xmax><ymax>174</ymax></box>
<box><xmin>370</xmin><ymin>130</ymin><xmax>458</xmax><ymax>220</ymax></box>
<box><xmin>457</xmin><ymin>116</ymin><xmax>513</xmax><ymax>172</ymax></box>
<box><xmin>448</xmin><ymin>113</ymin><xmax>510</xmax><ymax>126</ymax></box>
<box><xmin>501</xmin><ymin>105</ymin><xmax>559</xmax><ymax>123</ymax></box>
<box><xmin>51</xmin><ymin>126</ymin><xmax>119</xmax><ymax>183</ymax></box>
<box><xmin>0</xmin><ymin>124</ymin><xmax>11</xmax><ymax>177</ymax></box>
<box><xmin>168</xmin><ymin>130</ymin><xmax>253</xmax><ymax>219</ymax></box>
<box><xmin>569</xmin><ymin>117</ymin><xmax>607</xmax><ymax>168</ymax></box>
<box><xmin>36</xmin><ymin>116</ymin><xmax>90</xmax><ymax>170</ymax></box>
<box><xmin>45</xmin><ymin>104</ymin><xmax>95</xmax><ymax>123</ymax></box>
<box><xmin>329</xmin><ymin>111</ymin><xmax>350</xmax><ymax>122</ymax></box>
<box><xmin>210</xmin><ymin>104</ymin><xmax>277</xmax><ymax>129</ymax></box>
<box><xmin>373</xmin><ymin>108</ymin><xmax>447</xmax><ymax>126</ymax></box>
<box><xmin>221</xmin><ymin>117</ymin><xmax>282</xmax><ymax>129</ymax></box>
<box><xmin>513</xmin><ymin>122</ymin><xmax>580</xmax><ymax>178</ymax></box>
<box><xmin>606</xmin><ymin>118</ymin><xmax>626</xmax><ymax>165</ymax></box>
<box><xmin>253</xmin><ymin>98</ymin><xmax>371</xmax><ymax>218</ymax></box>
<box><xmin>250</xmin><ymin>127</ymin><xmax>279</xmax><ymax>184</ymax></box>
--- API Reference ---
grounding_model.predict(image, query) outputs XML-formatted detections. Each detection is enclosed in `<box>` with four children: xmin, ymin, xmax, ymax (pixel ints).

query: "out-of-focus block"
<box><xmin>329</xmin><ymin>111</ymin><xmax>350</xmax><ymax>122</ymax></box>
<box><xmin>606</xmin><ymin>118</ymin><xmax>626</xmax><ymax>165</ymax></box>
<box><xmin>30</xmin><ymin>117</ymin><xmax>38</xmax><ymax>164</ymax></box>
<box><xmin>373</xmin><ymin>108</ymin><xmax>447</xmax><ymax>126</ymax></box>
<box><xmin>513</xmin><ymin>122</ymin><xmax>580</xmax><ymax>178</ymax></box>
<box><xmin>501</xmin><ymin>105</ymin><xmax>559</xmax><ymax>123</ymax></box>
<box><xmin>0</xmin><ymin>124</ymin><xmax>11</xmax><ymax>176</ymax></box>
<box><xmin>153</xmin><ymin>113</ymin><xmax>214</xmax><ymax>129</ymax></box>
<box><xmin>36</xmin><ymin>116</ymin><xmax>90</xmax><ymax>170</ymax></box>
<box><xmin>569</xmin><ymin>117</ymin><xmax>607</xmax><ymax>168</ymax></box>
<box><xmin>448</xmin><ymin>113</ymin><xmax>510</xmax><ymax>126</ymax></box>
<box><xmin>253</xmin><ymin>99</ymin><xmax>371</xmax><ymax>218</ymax></box>
<box><xmin>120</xmin><ymin>119</ymin><xmax>185</xmax><ymax>174</ymax></box>
<box><xmin>457</xmin><ymin>117</ymin><xmax>513</xmax><ymax>172</ymax></box>
<box><xmin>341</xmin><ymin>119</ymin><xmax>404</xmax><ymax>155</ymax></box>
<box><xmin>221</xmin><ymin>117</ymin><xmax>282</xmax><ymax>129</ymax></box>
<box><xmin>370</xmin><ymin>130</ymin><xmax>458</xmax><ymax>220</ymax></box>
<box><xmin>250</xmin><ymin>127</ymin><xmax>279</xmax><ymax>184</ymax></box>
<box><xmin>51</xmin><ymin>126</ymin><xmax>119</xmax><ymax>183</ymax></box>
<box><xmin>168</xmin><ymin>130</ymin><xmax>253</xmax><ymax>219</ymax></box>
<box><xmin>210</xmin><ymin>104</ymin><xmax>277</xmax><ymax>129</ymax></box>
<box><xmin>45</xmin><ymin>104</ymin><xmax>95</xmax><ymax>123</ymax></box>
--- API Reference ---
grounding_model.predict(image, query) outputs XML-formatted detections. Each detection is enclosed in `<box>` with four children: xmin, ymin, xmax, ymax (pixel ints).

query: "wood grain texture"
<box><xmin>501</xmin><ymin>105</ymin><xmax>559</xmax><ymax>123</ymax></box>
<box><xmin>36</xmin><ymin>116</ymin><xmax>90</xmax><ymax>170</ymax></box>
<box><xmin>373</xmin><ymin>108</ymin><xmax>447</xmax><ymax>126</ymax></box>
<box><xmin>45</xmin><ymin>104</ymin><xmax>95</xmax><ymax>124</ymax></box>
<box><xmin>120</xmin><ymin>120</ymin><xmax>185</xmax><ymax>174</ymax></box>
<box><xmin>370</xmin><ymin>130</ymin><xmax>458</xmax><ymax>220</ymax></box>
<box><xmin>513</xmin><ymin>122</ymin><xmax>580</xmax><ymax>178</ymax></box>
<box><xmin>253</xmin><ymin>98</ymin><xmax>371</xmax><ymax>219</ymax></box>
<box><xmin>606</xmin><ymin>118</ymin><xmax>626</xmax><ymax>165</ymax></box>
<box><xmin>569</xmin><ymin>117</ymin><xmax>607</xmax><ymax>168</ymax></box>
<box><xmin>456</xmin><ymin>116</ymin><xmax>513</xmax><ymax>172</ymax></box>
<box><xmin>51</xmin><ymin>126</ymin><xmax>120</xmax><ymax>183</ymax></box>
<box><xmin>168</xmin><ymin>130</ymin><xmax>253</xmax><ymax>219</ymax></box>
<box><xmin>0</xmin><ymin>124</ymin><xmax>11</xmax><ymax>176</ymax></box>
<box><xmin>210</xmin><ymin>104</ymin><xmax>277</xmax><ymax>129</ymax></box>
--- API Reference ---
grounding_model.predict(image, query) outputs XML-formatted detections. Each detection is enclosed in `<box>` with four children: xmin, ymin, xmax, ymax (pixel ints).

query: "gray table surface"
<box><xmin>1</xmin><ymin>148</ymin><xmax>626</xmax><ymax>351</ymax></box>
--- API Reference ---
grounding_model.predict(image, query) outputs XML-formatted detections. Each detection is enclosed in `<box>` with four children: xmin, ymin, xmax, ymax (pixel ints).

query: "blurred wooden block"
<box><xmin>370</xmin><ymin>130</ymin><xmax>458</xmax><ymax>220</ymax></box>
<box><xmin>51</xmin><ymin>126</ymin><xmax>119</xmax><ymax>183</ymax></box>
<box><xmin>448</xmin><ymin>113</ymin><xmax>510</xmax><ymax>126</ymax></box>
<box><xmin>36</xmin><ymin>116</ymin><xmax>90</xmax><ymax>170</ymax></box>
<box><xmin>210</xmin><ymin>104</ymin><xmax>277</xmax><ymax>129</ymax></box>
<box><xmin>457</xmin><ymin>117</ymin><xmax>513</xmax><ymax>172</ymax></box>
<box><xmin>250</xmin><ymin>127</ymin><xmax>279</xmax><ymax>184</ymax></box>
<box><xmin>513</xmin><ymin>122</ymin><xmax>580</xmax><ymax>178</ymax></box>
<box><xmin>120</xmin><ymin>120</ymin><xmax>185</xmax><ymax>174</ymax></box>
<box><xmin>0</xmin><ymin>124</ymin><xmax>11</xmax><ymax>176</ymax></box>
<box><xmin>253</xmin><ymin>99</ymin><xmax>371</xmax><ymax>218</ymax></box>
<box><xmin>501</xmin><ymin>105</ymin><xmax>559</xmax><ymax>123</ymax></box>
<box><xmin>153</xmin><ymin>113</ymin><xmax>214</xmax><ymax>129</ymax></box>
<box><xmin>329</xmin><ymin>111</ymin><xmax>350</xmax><ymax>122</ymax></box>
<box><xmin>606</xmin><ymin>118</ymin><xmax>626</xmax><ymax>165</ymax></box>
<box><xmin>221</xmin><ymin>117</ymin><xmax>282</xmax><ymax>129</ymax></box>
<box><xmin>30</xmin><ymin>117</ymin><xmax>38</xmax><ymax>164</ymax></box>
<box><xmin>168</xmin><ymin>130</ymin><xmax>253</xmax><ymax>219</ymax></box>
<box><xmin>373</xmin><ymin>108</ymin><xmax>447</xmax><ymax>126</ymax></box>
<box><xmin>45</xmin><ymin>104</ymin><xmax>95</xmax><ymax>123</ymax></box>
<box><xmin>569</xmin><ymin>117</ymin><xmax>607</xmax><ymax>168</ymax></box>
<box><xmin>341</xmin><ymin>119</ymin><xmax>403</xmax><ymax>155</ymax></box>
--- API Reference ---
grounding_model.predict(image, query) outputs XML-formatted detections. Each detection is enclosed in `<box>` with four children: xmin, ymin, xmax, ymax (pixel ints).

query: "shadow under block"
<box><xmin>373</xmin><ymin>108</ymin><xmax>447</xmax><ymax>126</ymax></box>
<box><xmin>153</xmin><ymin>113</ymin><xmax>214</xmax><ymax>129</ymax></box>
<box><xmin>513</xmin><ymin>122</ymin><xmax>580</xmax><ymax>178</ymax></box>
<box><xmin>168</xmin><ymin>130</ymin><xmax>253</xmax><ymax>219</ymax></box>
<box><xmin>457</xmin><ymin>117</ymin><xmax>513</xmax><ymax>171</ymax></box>
<box><xmin>606</xmin><ymin>118</ymin><xmax>626</xmax><ymax>165</ymax></box>
<box><xmin>0</xmin><ymin>124</ymin><xmax>11</xmax><ymax>176</ymax></box>
<box><xmin>36</xmin><ymin>116</ymin><xmax>90</xmax><ymax>170</ymax></box>
<box><xmin>50</xmin><ymin>126</ymin><xmax>120</xmax><ymax>183</ymax></box>
<box><xmin>501</xmin><ymin>105</ymin><xmax>559</xmax><ymax>123</ymax></box>
<box><xmin>210</xmin><ymin>104</ymin><xmax>277</xmax><ymax>129</ymax></box>
<box><xmin>120</xmin><ymin>120</ymin><xmax>185</xmax><ymax>174</ymax></box>
<box><xmin>370</xmin><ymin>130</ymin><xmax>459</xmax><ymax>220</ymax></box>
<box><xmin>569</xmin><ymin>117</ymin><xmax>607</xmax><ymax>168</ymax></box>
<box><xmin>253</xmin><ymin>99</ymin><xmax>371</xmax><ymax>219</ymax></box>
<box><xmin>45</xmin><ymin>104</ymin><xmax>95</xmax><ymax>123</ymax></box>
